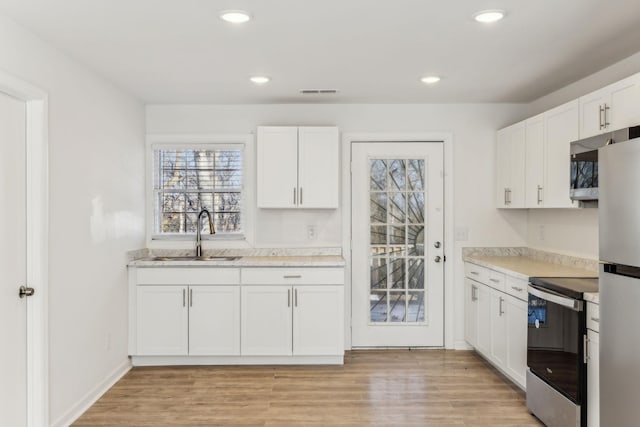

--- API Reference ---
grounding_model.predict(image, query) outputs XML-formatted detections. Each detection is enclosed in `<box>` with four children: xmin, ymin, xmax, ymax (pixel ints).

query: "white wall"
<box><xmin>147</xmin><ymin>103</ymin><xmax>530</xmax><ymax>348</ymax></box>
<box><xmin>0</xmin><ymin>14</ymin><xmax>145</xmax><ymax>425</ymax></box>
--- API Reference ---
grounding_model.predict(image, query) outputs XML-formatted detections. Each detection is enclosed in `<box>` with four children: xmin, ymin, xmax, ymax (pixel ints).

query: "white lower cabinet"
<box><xmin>136</xmin><ymin>285</ymin><xmax>240</xmax><ymax>356</ymax></box>
<box><xmin>465</xmin><ymin>262</ymin><xmax>527</xmax><ymax>389</ymax></box>
<box><xmin>293</xmin><ymin>286</ymin><xmax>344</xmax><ymax>356</ymax></box>
<box><xmin>587</xmin><ymin>307</ymin><xmax>600</xmax><ymax>427</ymax></box>
<box><xmin>136</xmin><ymin>286</ymin><xmax>189</xmax><ymax>355</ymax></box>
<box><xmin>241</xmin><ymin>286</ymin><xmax>293</xmax><ymax>356</ymax></box>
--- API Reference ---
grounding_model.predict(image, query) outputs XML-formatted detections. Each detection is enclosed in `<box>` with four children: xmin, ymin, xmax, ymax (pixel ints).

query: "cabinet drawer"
<box><xmin>587</xmin><ymin>302</ymin><xmax>600</xmax><ymax>332</ymax></box>
<box><xmin>241</xmin><ymin>268</ymin><xmax>344</xmax><ymax>285</ymax></box>
<box><xmin>487</xmin><ymin>270</ymin><xmax>506</xmax><ymax>292</ymax></box>
<box><xmin>465</xmin><ymin>263</ymin><xmax>489</xmax><ymax>284</ymax></box>
<box><xmin>136</xmin><ymin>267</ymin><xmax>240</xmax><ymax>285</ymax></box>
<box><xmin>505</xmin><ymin>276</ymin><xmax>528</xmax><ymax>301</ymax></box>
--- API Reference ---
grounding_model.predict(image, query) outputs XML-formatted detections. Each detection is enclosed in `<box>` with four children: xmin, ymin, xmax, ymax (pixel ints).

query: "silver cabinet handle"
<box><xmin>470</xmin><ymin>271</ymin><xmax>480</xmax><ymax>276</ymax></box>
<box><xmin>182</xmin><ymin>288</ymin><xmax>186</xmax><ymax>307</ymax></box>
<box><xmin>299</xmin><ymin>187</ymin><xmax>303</xmax><ymax>205</ymax></box>
<box><xmin>499</xmin><ymin>297</ymin><xmax>504</xmax><ymax>316</ymax></box>
<box><xmin>294</xmin><ymin>288</ymin><xmax>298</xmax><ymax>307</ymax></box>
<box><xmin>293</xmin><ymin>187</ymin><xmax>297</xmax><ymax>205</ymax></box>
<box><xmin>537</xmin><ymin>185</ymin><xmax>543</xmax><ymax>205</ymax></box>
<box><xmin>599</xmin><ymin>105</ymin><xmax>604</xmax><ymax>129</ymax></box>
<box><xmin>489</xmin><ymin>278</ymin><xmax>500</xmax><ymax>283</ymax></box>
<box><xmin>511</xmin><ymin>286</ymin><xmax>524</xmax><ymax>292</ymax></box>
<box><xmin>284</xmin><ymin>275</ymin><xmax>302</xmax><ymax>279</ymax></box>
<box><xmin>287</xmin><ymin>289</ymin><xmax>291</xmax><ymax>307</ymax></box>
<box><xmin>504</xmin><ymin>188</ymin><xmax>508</xmax><ymax>205</ymax></box>
<box><xmin>189</xmin><ymin>288</ymin><xmax>193</xmax><ymax>307</ymax></box>
<box><xmin>584</xmin><ymin>334</ymin><xmax>589</xmax><ymax>364</ymax></box>
<box><xmin>471</xmin><ymin>285</ymin><xmax>477</xmax><ymax>301</ymax></box>
<box><xmin>590</xmin><ymin>316</ymin><xmax>600</xmax><ymax>323</ymax></box>
<box><xmin>604</xmin><ymin>104</ymin><xmax>610</xmax><ymax>129</ymax></box>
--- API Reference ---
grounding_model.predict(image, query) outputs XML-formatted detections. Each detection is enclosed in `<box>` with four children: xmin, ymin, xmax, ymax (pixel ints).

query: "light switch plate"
<box><xmin>455</xmin><ymin>226</ymin><xmax>469</xmax><ymax>241</ymax></box>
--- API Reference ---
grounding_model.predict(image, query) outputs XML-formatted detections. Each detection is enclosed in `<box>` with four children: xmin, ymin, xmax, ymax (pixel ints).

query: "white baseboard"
<box><xmin>51</xmin><ymin>359</ymin><xmax>131</xmax><ymax>427</ymax></box>
<box><xmin>453</xmin><ymin>340</ymin><xmax>473</xmax><ymax>350</ymax></box>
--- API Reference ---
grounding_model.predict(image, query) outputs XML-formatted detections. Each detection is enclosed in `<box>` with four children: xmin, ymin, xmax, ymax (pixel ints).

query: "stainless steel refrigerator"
<box><xmin>599</xmin><ymin>136</ymin><xmax>640</xmax><ymax>427</ymax></box>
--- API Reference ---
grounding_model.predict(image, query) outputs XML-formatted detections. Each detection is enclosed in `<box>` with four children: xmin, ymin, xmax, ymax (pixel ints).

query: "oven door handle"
<box><xmin>528</xmin><ymin>285</ymin><xmax>583</xmax><ymax>312</ymax></box>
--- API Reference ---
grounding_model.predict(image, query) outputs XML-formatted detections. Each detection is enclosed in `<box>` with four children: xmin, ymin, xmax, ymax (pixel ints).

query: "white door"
<box><xmin>189</xmin><ymin>286</ymin><xmax>240</xmax><ymax>356</ymax></box>
<box><xmin>293</xmin><ymin>285</ymin><xmax>344</xmax><ymax>356</ymax></box>
<box><xmin>609</xmin><ymin>73</ymin><xmax>640</xmax><ymax>132</ymax></box>
<box><xmin>0</xmin><ymin>92</ymin><xmax>28</xmax><ymax>426</ymax></box>
<box><xmin>136</xmin><ymin>286</ymin><xmax>188</xmax><ymax>355</ymax></box>
<box><xmin>525</xmin><ymin>114</ymin><xmax>545</xmax><ymax>208</ymax></box>
<box><xmin>298</xmin><ymin>127</ymin><xmax>339</xmax><ymax>208</ymax></box>
<box><xmin>352</xmin><ymin>142</ymin><xmax>444</xmax><ymax>347</ymax></box>
<box><xmin>241</xmin><ymin>286</ymin><xmax>292</xmax><ymax>355</ymax></box>
<box><xmin>490</xmin><ymin>289</ymin><xmax>507</xmax><ymax>366</ymax></box>
<box><xmin>579</xmin><ymin>87</ymin><xmax>608</xmax><ymax>139</ymax></box>
<box><xmin>256</xmin><ymin>126</ymin><xmax>298</xmax><ymax>208</ymax></box>
<box><xmin>476</xmin><ymin>283</ymin><xmax>492</xmax><ymax>355</ymax></box>
<box><xmin>505</xmin><ymin>295</ymin><xmax>527</xmax><ymax>388</ymax></box>
<box><xmin>464</xmin><ymin>279</ymin><xmax>479</xmax><ymax>348</ymax></box>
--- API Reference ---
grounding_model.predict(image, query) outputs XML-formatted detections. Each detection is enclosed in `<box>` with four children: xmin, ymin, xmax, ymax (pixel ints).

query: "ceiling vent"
<box><xmin>299</xmin><ymin>89</ymin><xmax>339</xmax><ymax>94</ymax></box>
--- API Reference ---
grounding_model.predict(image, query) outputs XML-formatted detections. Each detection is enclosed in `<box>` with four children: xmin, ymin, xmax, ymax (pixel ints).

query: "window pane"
<box><xmin>370</xmin><ymin>292</ymin><xmax>387</xmax><ymax>322</ymax></box>
<box><xmin>154</xmin><ymin>147</ymin><xmax>243</xmax><ymax>235</ymax></box>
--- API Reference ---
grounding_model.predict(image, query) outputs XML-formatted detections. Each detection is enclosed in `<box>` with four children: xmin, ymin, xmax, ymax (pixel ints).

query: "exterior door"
<box><xmin>0</xmin><ymin>91</ymin><xmax>28</xmax><ymax>426</ymax></box>
<box><xmin>351</xmin><ymin>142</ymin><xmax>444</xmax><ymax>347</ymax></box>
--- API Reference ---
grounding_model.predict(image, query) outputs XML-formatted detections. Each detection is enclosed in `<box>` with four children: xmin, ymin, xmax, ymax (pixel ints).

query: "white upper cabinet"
<box><xmin>496</xmin><ymin>121</ymin><xmax>526</xmax><ymax>208</ymax></box>
<box><xmin>543</xmin><ymin>100</ymin><xmax>579</xmax><ymax>208</ymax></box>
<box><xmin>579</xmin><ymin>72</ymin><xmax>640</xmax><ymax>139</ymax></box>
<box><xmin>525</xmin><ymin>114</ymin><xmax>545</xmax><ymax>208</ymax></box>
<box><xmin>257</xmin><ymin>126</ymin><xmax>339</xmax><ymax>209</ymax></box>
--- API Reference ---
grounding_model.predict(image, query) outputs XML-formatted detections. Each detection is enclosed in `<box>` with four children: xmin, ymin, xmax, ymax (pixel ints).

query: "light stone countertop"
<box><xmin>128</xmin><ymin>255</ymin><xmax>345</xmax><ymax>268</ymax></box>
<box><xmin>464</xmin><ymin>255</ymin><xmax>598</xmax><ymax>281</ymax></box>
<box><xmin>584</xmin><ymin>292</ymin><xmax>599</xmax><ymax>304</ymax></box>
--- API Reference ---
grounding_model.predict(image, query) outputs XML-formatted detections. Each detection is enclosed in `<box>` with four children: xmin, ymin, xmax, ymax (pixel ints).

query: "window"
<box><xmin>152</xmin><ymin>145</ymin><xmax>243</xmax><ymax>238</ymax></box>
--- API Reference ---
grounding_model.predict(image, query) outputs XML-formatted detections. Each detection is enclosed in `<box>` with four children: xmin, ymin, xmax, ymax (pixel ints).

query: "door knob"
<box><xmin>19</xmin><ymin>285</ymin><xmax>35</xmax><ymax>298</ymax></box>
<box><xmin>434</xmin><ymin>256</ymin><xmax>442</xmax><ymax>263</ymax></box>
<box><xmin>434</xmin><ymin>241</ymin><xmax>441</xmax><ymax>249</ymax></box>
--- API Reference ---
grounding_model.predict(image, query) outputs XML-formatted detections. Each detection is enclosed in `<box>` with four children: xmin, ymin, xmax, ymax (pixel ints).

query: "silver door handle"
<box><xmin>294</xmin><ymin>288</ymin><xmax>298</xmax><ymax>307</ymax></box>
<box><xmin>489</xmin><ymin>278</ymin><xmax>500</xmax><ymax>283</ymax></box>
<box><xmin>189</xmin><ymin>288</ymin><xmax>193</xmax><ymax>307</ymax></box>
<box><xmin>434</xmin><ymin>256</ymin><xmax>441</xmax><ymax>263</ymax></box>
<box><xmin>584</xmin><ymin>334</ymin><xmax>589</xmax><ymax>364</ymax></box>
<box><xmin>604</xmin><ymin>104</ymin><xmax>610</xmax><ymax>128</ymax></box>
<box><xmin>528</xmin><ymin>285</ymin><xmax>583</xmax><ymax>311</ymax></box>
<box><xmin>511</xmin><ymin>286</ymin><xmax>524</xmax><ymax>292</ymax></box>
<box><xmin>284</xmin><ymin>275</ymin><xmax>302</xmax><ymax>279</ymax></box>
<box><xmin>504</xmin><ymin>188</ymin><xmax>508</xmax><ymax>205</ymax></box>
<box><xmin>499</xmin><ymin>297</ymin><xmax>504</xmax><ymax>316</ymax></box>
<box><xmin>299</xmin><ymin>187</ymin><xmax>303</xmax><ymax>205</ymax></box>
<box><xmin>293</xmin><ymin>187</ymin><xmax>297</xmax><ymax>205</ymax></box>
<box><xmin>19</xmin><ymin>285</ymin><xmax>35</xmax><ymax>298</ymax></box>
<box><xmin>182</xmin><ymin>289</ymin><xmax>186</xmax><ymax>307</ymax></box>
<box><xmin>471</xmin><ymin>285</ymin><xmax>477</xmax><ymax>301</ymax></box>
<box><xmin>599</xmin><ymin>105</ymin><xmax>604</xmax><ymax>129</ymax></box>
<box><xmin>537</xmin><ymin>185</ymin><xmax>543</xmax><ymax>205</ymax></box>
<box><xmin>470</xmin><ymin>271</ymin><xmax>480</xmax><ymax>276</ymax></box>
<box><xmin>590</xmin><ymin>316</ymin><xmax>600</xmax><ymax>323</ymax></box>
<box><xmin>287</xmin><ymin>289</ymin><xmax>291</xmax><ymax>307</ymax></box>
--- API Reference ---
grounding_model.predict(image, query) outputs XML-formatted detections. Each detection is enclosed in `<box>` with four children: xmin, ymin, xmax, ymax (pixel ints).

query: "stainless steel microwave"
<box><xmin>570</xmin><ymin>126</ymin><xmax>640</xmax><ymax>201</ymax></box>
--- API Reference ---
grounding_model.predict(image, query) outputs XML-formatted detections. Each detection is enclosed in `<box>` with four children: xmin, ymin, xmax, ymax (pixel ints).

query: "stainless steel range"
<box><xmin>526</xmin><ymin>276</ymin><xmax>598</xmax><ymax>427</ymax></box>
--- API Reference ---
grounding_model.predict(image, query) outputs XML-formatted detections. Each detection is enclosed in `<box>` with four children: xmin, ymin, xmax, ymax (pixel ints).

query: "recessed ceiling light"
<box><xmin>219</xmin><ymin>10</ymin><xmax>252</xmax><ymax>24</ymax></box>
<box><xmin>473</xmin><ymin>10</ymin><xmax>506</xmax><ymax>23</ymax></box>
<box><xmin>250</xmin><ymin>76</ymin><xmax>270</xmax><ymax>85</ymax></box>
<box><xmin>421</xmin><ymin>76</ymin><xmax>441</xmax><ymax>84</ymax></box>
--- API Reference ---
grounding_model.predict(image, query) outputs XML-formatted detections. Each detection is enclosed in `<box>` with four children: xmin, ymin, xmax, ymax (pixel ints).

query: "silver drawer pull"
<box><xmin>470</xmin><ymin>271</ymin><xmax>480</xmax><ymax>275</ymax></box>
<box><xmin>284</xmin><ymin>275</ymin><xmax>302</xmax><ymax>279</ymax></box>
<box><xmin>511</xmin><ymin>286</ymin><xmax>524</xmax><ymax>292</ymax></box>
<box><xmin>489</xmin><ymin>278</ymin><xmax>501</xmax><ymax>283</ymax></box>
<box><xmin>590</xmin><ymin>316</ymin><xmax>600</xmax><ymax>323</ymax></box>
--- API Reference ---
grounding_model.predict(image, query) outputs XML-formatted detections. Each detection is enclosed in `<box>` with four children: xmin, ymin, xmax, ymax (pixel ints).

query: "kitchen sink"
<box><xmin>149</xmin><ymin>256</ymin><xmax>241</xmax><ymax>262</ymax></box>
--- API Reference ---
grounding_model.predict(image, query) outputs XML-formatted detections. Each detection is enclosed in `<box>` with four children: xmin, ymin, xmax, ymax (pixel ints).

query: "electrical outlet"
<box><xmin>307</xmin><ymin>225</ymin><xmax>317</xmax><ymax>240</ymax></box>
<box><xmin>538</xmin><ymin>225</ymin><xmax>545</xmax><ymax>241</ymax></box>
<box><xmin>454</xmin><ymin>226</ymin><xmax>469</xmax><ymax>241</ymax></box>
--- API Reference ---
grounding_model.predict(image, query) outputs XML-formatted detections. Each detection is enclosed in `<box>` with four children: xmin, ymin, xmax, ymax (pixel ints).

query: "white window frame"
<box><xmin>146</xmin><ymin>134</ymin><xmax>255</xmax><ymax>249</ymax></box>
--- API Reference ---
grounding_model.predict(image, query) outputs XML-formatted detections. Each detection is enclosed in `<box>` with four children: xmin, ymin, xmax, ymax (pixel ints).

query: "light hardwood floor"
<box><xmin>73</xmin><ymin>350</ymin><xmax>542</xmax><ymax>426</ymax></box>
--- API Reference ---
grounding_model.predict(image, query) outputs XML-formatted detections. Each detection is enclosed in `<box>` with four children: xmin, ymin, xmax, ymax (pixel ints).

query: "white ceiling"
<box><xmin>2</xmin><ymin>0</ymin><xmax>640</xmax><ymax>104</ymax></box>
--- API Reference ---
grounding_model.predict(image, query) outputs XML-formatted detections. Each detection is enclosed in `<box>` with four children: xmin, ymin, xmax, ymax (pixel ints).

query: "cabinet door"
<box><xmin>579</xmin><ymin>87</ymin><xmax>608</xmax><ymax>139</ymax></box>
<box><xmin>464</xmin><ymin>279</ymin><xmax>479</xmax><ymax>348</ymax></box>
<box><xmin>136</xmin><ymin>286</ymin><xmax>188</xmax><ymax>355</ymax></box>
<box><xmin>505</xmin><ymin>295</ymin><xmax>527</xmax><ymax>388</ymax></box>
<box><xmin>490</xmin><ymin>289</ymin><xmax>507</xmax><ymax>367</ymax></box>
<box><xmin>298</xmin><ymin>127</ymin><xmax>339</xmax><ymax>209</ymax></box>
<box><xmin>241</xmin><ymin>286</ymin><xmax>292</xmax><ymax>356</ymax></box>
<box><xmin>587</xmin><ymin>330</ymin><xmax>600</xmax><ymax>427</ymax></box>
<box><xmin>189</xmin><ymin>286</ymin><xmax>240</xmax><ymax>356</ymax></box>
<box><xmin>608</xmin><ymin>73</ymin><xmax>640</xmax><ymax>132</ymax></box>
<box><xmin>476</xmin><ymin>283</ymin><xmax>492</xmax><ymax>356</ymax></box>
<box><xmin>544</xmin><ymin>100</ymin><xmax>579</xmax><ymax>208</ymax></box>
<box><xmin>525</xmin><ymin>114</ymin><xmax>545</xmax><ymax>208</ymax></box>
<box><xmin>509</xmin><ymin>122</ymin><xmax>526</xmax><ymax>208</ymax></box>
<box><xmin>292</xmin><ymin>285</ymin><xmax>344</xmax><ymax>355</ymax></box>
<box><xmin>496</xmin><ymin>127</ymin><xmax>510</xmax><ymax>208</ymax></box>
<box><xmin>257</xmin><ymin>126</ymin><xmax>299</xmax><ymax>208</ymax></box>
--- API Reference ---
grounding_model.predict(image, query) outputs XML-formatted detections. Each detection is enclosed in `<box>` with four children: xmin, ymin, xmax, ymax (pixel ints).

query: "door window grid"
<box><xmin>153</xmin><ymin>148</ymin><xmax>243</xmax><ymax>235</ymax></box>
<box><xmin>369</xmin><ymin>159</ymin><xmax>426</xmax><ymax>324</ymax></box>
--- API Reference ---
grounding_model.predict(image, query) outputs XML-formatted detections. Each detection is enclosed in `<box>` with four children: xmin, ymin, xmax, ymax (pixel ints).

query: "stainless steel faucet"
<box><xmin>196</xmin><ymin>208</ymin><xmax>215</xmax><ymax>257</ymax></box>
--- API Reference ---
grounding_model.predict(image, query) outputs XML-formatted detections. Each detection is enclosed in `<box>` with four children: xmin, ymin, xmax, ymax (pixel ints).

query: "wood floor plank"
<box><xmin>72</xmin><ymin>350</ymin><xmax>542</xmax><ymax>426</ymax></box>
